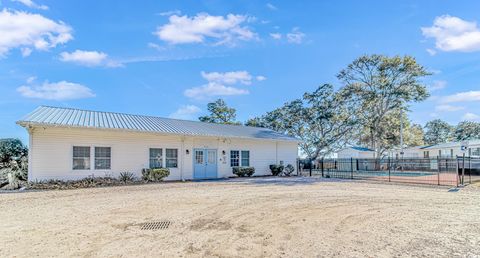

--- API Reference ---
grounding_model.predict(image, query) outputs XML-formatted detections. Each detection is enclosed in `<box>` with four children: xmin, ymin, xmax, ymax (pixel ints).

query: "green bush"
<box><xmin>119</xmin><ymin>171</ymin><xmax>136</xmax><ymax>183</ymax></box>
<box><xmin>233</xmin><ymin>167</ymin><xmax>255</xmax><ymax>177</ymax></box>
<box><xmin>269</xmin><ymin>165</ymin><xmax>284</xmax><ymax>176</ymax></box>
<box><xmin>142</xmin><ymin>168</ymin><xmax>170</xmax><ymax>182</ymax></box>
<box><xmin>284</xmin><ymin>164</ymin><xmax>295</xmax><ymax>176</ymax></box>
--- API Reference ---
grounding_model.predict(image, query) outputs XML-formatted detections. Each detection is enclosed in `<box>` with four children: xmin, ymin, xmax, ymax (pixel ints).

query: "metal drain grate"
<box><xmin>140</xmin><ymin>220</ymin><xmax>172</xmax><ymax>230</ymax></box>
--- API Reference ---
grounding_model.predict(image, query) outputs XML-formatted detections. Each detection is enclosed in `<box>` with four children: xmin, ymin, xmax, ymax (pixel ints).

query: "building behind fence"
<box><xmin>299</xmin><ymin>157</ymin><xmax>480</xmax><ymax>187</ymax></box>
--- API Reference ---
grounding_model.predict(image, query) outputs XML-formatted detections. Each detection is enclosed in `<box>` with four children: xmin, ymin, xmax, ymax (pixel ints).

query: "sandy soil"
<box><xmin>1</xmin><ymin>177</ymin><xmax>479</xmax><ymax>257</ymax></box>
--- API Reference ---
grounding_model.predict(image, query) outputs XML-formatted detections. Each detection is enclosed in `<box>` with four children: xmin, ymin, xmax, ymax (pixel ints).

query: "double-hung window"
<box><xmin>230</xmin><ymin>150</ymin><xmax>250</xmax><ymax>167</ymax></box>
<box><xmin>241</xmin><ymin>151</ymin><xmax>250</xmax><ymax>166</ymax></box>
<box><xmin>95</xmin><ymin>147</ymin><xmax>111</xmax><ymax>170</ymax></box>
<box><xmin>230</xmin><ymin>150</ymin><xmax>240</xmax><ymax>167</ymax></box>
<box><xmin>166</xmin><ymin>148</ymin><xmax>178</xmax><ymax>168</ymax></box>
<box><xmin>149</xmin><ymin>148</ymin><xmax>163</xmax><ymax>168</ymax></box>
<box><xmin>73</xmin><ymin>146</ymin><xmax>90</xmax><ymax>170</ymax></box>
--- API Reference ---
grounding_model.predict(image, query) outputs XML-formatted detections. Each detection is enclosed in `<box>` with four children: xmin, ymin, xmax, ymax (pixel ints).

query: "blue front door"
<box><xmin>193</xmin><ymin>149</ymin><xmax>217</xmax><ymax>179</ymax></box>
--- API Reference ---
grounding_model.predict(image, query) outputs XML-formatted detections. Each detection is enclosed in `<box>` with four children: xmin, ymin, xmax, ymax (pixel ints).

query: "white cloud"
<box><xmin>286</xmin><ymin>27</ymin><xmax>305</xmax><ymax>44</ymax></box>
<box><xmin>59</xmin><ymin>50</ymin><xmax>121</xmax><ymax>67</ymax></box>
<box><xmin>21</xmin><ymin>47</ymin><xmax>32</xmax><ymax>57</ymax></box>
<box><xmin>426</xmin><ymin>48</ymin><xmax>437</xmax><ymax>56</ymax></box>
<box><xmin>270</xmin><ymin>33</ymin><xmax>282</xmax><ymax>40</ymax></box>
<box><xmin>0</xmin><ymin>9</ymin><xmax>73</xmax><ymax>57</ymax></box>
<box><xmin>157</xmin><ymin>10</ymin><xmax>181</xmax><ymax>16</ymax></box>
<box><xmin>169</xmin><ymin>105</ymin><xmax>201</xmax><ymax>120</ymax></box>
<box><xmin>266</xmin><ymin>3</ymin><xmax>277</xmax><ymax>10</ymax></box>
<box><xmin>26</xmin><ymin>76</ymin><xmax>36</xmax><ymax>83</ymax></box>
<box><xmin>17</xmin><ymin>81</ymin><xmax>95</xmax><ymax>100</ymax></box>
<box><xmin>462</xmin><ymin>112</ymin><xmax>480</xmax><ymax>121</ymax></box>
<box><xmin>435</xmin><ymin>104</ymin><xmax>464</xmax><ymax>112</ymax></box>
<box><xmin>441</xmin><ymin>90</ymin><xmax>480</xmax><ymax>103</ymax></box>
<box><xmin>429</xmin><ymin>80</ymin><xmax>447</xmax><ymax>92</ymax></box>
<box><xmin>256</xmin><ymin>75</ymin><xmax>267</xmax><ymax>81</ymax></box>
<box><xmin>154</xmin><ymin>13</ymin><xmax>257</xmax><ymax>46</ymax></box>
<box><xmin>147</xmin><ymin>42</ymin><xmax>165</xmax><ymax>51</ymax></box>
<box><xmin>422</xmin><ymin>15</ymin><xmax>480</xmax><ymax>52</ymax></box>
<box><xmin>184</xmin><ymin>82</ymin><xmax>249</xmax><ymax>100</ymax></box>
<box><xmin>12</xmin><ymin>0</ymin><xmax>48</xmax><ymax>10</ymax></box>
<box><xmin>201</xmin><ymin>71</ymin><xmax>253</xmax><ymax>85</ymax></box>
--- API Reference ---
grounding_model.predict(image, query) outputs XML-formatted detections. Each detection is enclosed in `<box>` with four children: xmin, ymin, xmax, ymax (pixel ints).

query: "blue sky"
<box><xmin>1</xmin><ymin>0</ymin><xmax>480</xmax><ymax>143</ymax></box>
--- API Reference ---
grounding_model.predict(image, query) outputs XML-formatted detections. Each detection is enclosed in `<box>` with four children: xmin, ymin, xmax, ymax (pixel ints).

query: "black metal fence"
<box><xmin>299</xmin><ymin>157</ymin><xmax>480</xmax><ymax>186</ymax></box>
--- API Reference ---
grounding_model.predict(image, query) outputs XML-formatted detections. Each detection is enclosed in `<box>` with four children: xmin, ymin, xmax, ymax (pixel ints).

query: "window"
<box><xmin>73</xmin><ymin>146</ymin><xmax>90</xmax><ymax>170</ymax></box>
<box><xmin>423</xmin><ymin>151</ymin><xmax>429</xmax><ymax>158</ymax></box>
<box><xmin>472</xmin><ymin>148</ymin><xmax>480</xmax><ymax>157</ymax></box>
<box><xmin>95</xmin><ymin>147</ymin><xmax>111</xmax><ymax>170</ymax></box>
<box><xmin>195</xmin><ymin>150</ymin><xmax>204</xmax><ymax>164</ymax></box>
<box><xmin>149</xmin><ymin>148</ymin><xmax>163</xmax><ymax>168</ymax></box>
<box><xmin>230</xmin><ymin>150</ymin><xmax>240</xmax><ymax>167</ymax></box>
<box><xmin>450</xmin><ymin>149</ymin><xmax>454</xmax><ymax>157</ymax></box>
<box><xmin>241</xmin><ymin>150</ymin><xmax>250</xmax><ymax>166</ymax></box>
<box><xmin>166</xmin><ymin>148</ymin><xmax>178</xmax><ymax>168</ymax></box>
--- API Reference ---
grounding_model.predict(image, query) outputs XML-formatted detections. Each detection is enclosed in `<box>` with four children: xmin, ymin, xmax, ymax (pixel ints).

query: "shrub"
<box><xmin>284</xmin><ymin>164</ymin><xmax>295</xmax><ymax>176</ymax></box>
<box><xmin>142</xmin><ymin>168</ymin><xmax>170</xmax><ymax>182</ymax></box>
<box><xmin>119</xmin><ymin>171</ymin><xmax>135</xmax><ymax>183</ymax></box>
<box><xmin>269</xmin><ymin>165</ymin><xmax>284</xmax><ymax>176</ymax></box>
<box><xmin>233</xmin><ymin>167</ymin><xmax>255</xmax><ymax>177</ymax></box>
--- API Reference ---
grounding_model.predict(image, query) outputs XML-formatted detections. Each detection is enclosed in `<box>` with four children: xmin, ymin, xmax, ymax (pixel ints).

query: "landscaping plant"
<box><xmin>142</xmin><ymin>168</ymin><xmax>170</xmax><ymax>182</ymax></box>
<box><xmin>269</xmin><ymin>165</ymin><xmax>284</xmax><ymax>176</ymax></box>
<box><xmin>233</xmin><ymin>167</ymin><xmax>255</xmax><ymax>177</ymax></box>
<box><xmin>119</xmin><ymin>171</ymin><xmax>136</xmax><ymax>183</ymax></box>
<box><xmin>284</xmin><ymin>164</ymin><xmax>295</xmax><ymax>176</ymax></box>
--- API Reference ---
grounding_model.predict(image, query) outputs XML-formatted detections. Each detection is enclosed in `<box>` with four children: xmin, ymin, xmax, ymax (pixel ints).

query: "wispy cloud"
<box><xmin>435</xmin><ymin>104</ymin><xmax>464</xmax><ymax>112</ymax></box>
<box><xmin>270</xmin><ymin>33</ymin><xmax>282</xmax><ymax>40</ymax></box>
<box><xmin>17</xmin><ymin>80</ymin><xmax>95</xmax><ymax>100</ymax></box>
<box><xmin>462</xmin><ymin>112</ymin><xmax>480</xmax><ymax>121</ymax></box>
<box><xmin>441</xmin><ymin>90</ymin><xmax>480</xmax><ymax>103</ymax></box>
<box><xmin>184</xmin><ymin>71</ymin><xmax>265</xmax><ymax>100</ymax></box>
<box><xmin>286</xmin><ymin>27</ymin><xmax>306</xmax><ymax>44</ymax></box>
<box><xmin>428</xmin><ymin>80</ymin><xmax>447</xmax><ymax>92</ymax></box>
<box><xmin>0</xmin><ymin>9</ymin><xmax>72</xmax><ymax>58</ymax></box>
<box><xmin>59</xmin><ymin>50</ymin><xmax>122</xmax><ymax>67</ymax></box>
<box><xmin>169</xmin><ymin>105</ymin><xmax>201</xmax><ymax>120</ymax></box>
<box><xmin>157</xmin><ymin>10</ymin><xmax>181</xmax><ymax>16</ymax></box>
<box><xmin>12</xmin><ymin>0</ymin><xmax>48</xmax><ymax>10</ymax></box>
<box><xmin>266</xmin><ymin>3</ymin><xmax>277</xmax><ymax>10</ymax></box>
<box><xmin>154</xmin><ymin>13</ymin><xmax>257</xmax><ymax>46</ymax></box>
<box><xmin>422</xmin><ymin>15</ymin><xmax>480</xmax><ymax>52</ymax></box>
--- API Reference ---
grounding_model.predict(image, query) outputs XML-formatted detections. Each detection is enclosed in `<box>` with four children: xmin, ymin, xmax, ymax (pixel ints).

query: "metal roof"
<box><xmin>17</xmin><ymin>106</ymin><xmax>299</xmax><ymax>142</ymax></box>
<box><xmin>350</xmin><ymin>146</ymin><xmax>375</xmax><ymax>152</ymax></box>
<box><xmin>422</xmin><ymin>140</ymin><xmax>480</xmax><ymax>149</ymax></box>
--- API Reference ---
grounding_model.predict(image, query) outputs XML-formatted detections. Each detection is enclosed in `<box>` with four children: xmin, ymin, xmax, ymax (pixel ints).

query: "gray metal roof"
<box><xmin>423</xmin><ymin>140</ymin><xmax>480</xmax><ymax>149</ymax></box>
<box><xmin>17</xmin><ymin>106</ymin><xmax>299</xmax><ymax>142</ymax></box>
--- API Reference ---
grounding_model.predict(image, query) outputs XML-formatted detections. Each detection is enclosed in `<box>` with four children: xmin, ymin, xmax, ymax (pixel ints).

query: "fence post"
<box><xmin>321</xmin><ymin>158</ymin><xmax>324</xmax><ymax>177</ymax></box>
<box><xmin>351</xmin><ymin>157</ymin><xmax>354</xmax><ymax>179</ymax></box>
<box><xmin>469</xmin><ymin>156</ymin><xmax>472</xmax><ymax>184</ymax></box>
<box><xmin>462</xmin><ymin>153</ymin><xmax>465</xmax><ymax>185</ymax></box>
<box><xmin>388</xmin><ymin>157</ymin><xmax>391</xmax><ymax>182</ymax></box>
<box><xmin>455</xmin><ymin>156</ymin><xmax>459</xmax><ymax>187</ymax></box>
<box><xmin>437</xmin><ymin>156</ymin><xmax>440</xmax><ymax>186</ymax></box>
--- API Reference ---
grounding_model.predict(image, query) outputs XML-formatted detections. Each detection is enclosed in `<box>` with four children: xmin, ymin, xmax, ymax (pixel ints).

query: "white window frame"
<box><xmin>147</xmin><ymin>147</ymin><xmax>179</xmax><ymax>169</ymax></box>
<box><xmin>72</xmin><ymin>146</ymin><xmax>91</xmax><ymax>170</ymax></box>
<box><xmin>230</xmin><ymin>150</ymin><xmax>250</xmax><ymax>167</ymax></box>
<box><xmin>71</xmin><ymin>145</ymin><xmax>112</xmax><ymax>171</ymax></box>
<box><xmin>149</xmin><ymin>148</ymin><xmax>164</xmax><ymax>169</ymax></box>
<box><xmin>165</xmin><ymin>148</ymin><xmax>178</xmax><ymax>168</ymax></box>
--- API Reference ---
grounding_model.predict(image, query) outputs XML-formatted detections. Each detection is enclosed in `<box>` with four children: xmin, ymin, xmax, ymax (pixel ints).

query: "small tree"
<box><xmin>199</xmin><ymin>99</ymin><xmax>240</xmax><ymax>125</ymax></box>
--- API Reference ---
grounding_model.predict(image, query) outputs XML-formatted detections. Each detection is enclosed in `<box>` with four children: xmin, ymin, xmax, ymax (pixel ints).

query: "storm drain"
<box><xmin>140</xmin><ymin>220</ymin><xmax>172</xmax><ymax>231</ymax></box>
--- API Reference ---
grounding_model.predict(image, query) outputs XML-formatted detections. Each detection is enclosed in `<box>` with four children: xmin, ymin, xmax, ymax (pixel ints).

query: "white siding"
<box><xmin>28</xmin><ymin>127</ymin><xmax>298</xmax><ymax>181</ymax></box>
<box><xmin>337</xmin><ymin>148</ymin><xmax>375</xmax><ymax>159</ymax></box>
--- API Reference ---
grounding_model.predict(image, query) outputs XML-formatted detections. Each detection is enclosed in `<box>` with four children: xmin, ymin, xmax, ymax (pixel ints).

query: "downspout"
<box><xmin>275</xmin><ymin>141</ymin><xmax>278</xmax><ymax>164</ymax></box>
<box><xmin>181</xmin><ymin>137</ymin><xmax>185</xmax><ymax>181</ymax></box>
<box><xmin>27</xmin><ymin>126</ymin><xmax>34</xmax><ymax>182</ymax></box>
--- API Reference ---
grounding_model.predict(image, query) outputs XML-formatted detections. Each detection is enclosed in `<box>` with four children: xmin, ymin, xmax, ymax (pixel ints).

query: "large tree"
<box><xmin>199</xmin><ymin>99</ymin><xmax>240</xmax><ymax>125</ymax></box>
<box><xmin>337</xmin><ymin>54</ymin><xmax>430</xmax><ymax>157</ymax></box>
<box><xmin>0</xmin><ymin>138</ymin><xmax>28</xmax><ymax>165</ymax></box>
<box><xmin>423</xmin><ymin>119</ymin><xmax>453</xmax><ymax>145</ymax></box>
<box><xmin>247</xmin><ymin>84</ymin><xmax>357</xmax><ymax>159</ymax></box>
<box><xmin>454</xmin><ymin>121</ymin><xmax>480</xmax><ymax>141</ymax></box>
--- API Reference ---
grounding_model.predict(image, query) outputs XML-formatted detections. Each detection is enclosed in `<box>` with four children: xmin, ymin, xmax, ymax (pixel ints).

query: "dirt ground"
<box><xmin>1</xmin><ymin>177</ymin><xmax>479</xmax><ymax>257</ymax></box>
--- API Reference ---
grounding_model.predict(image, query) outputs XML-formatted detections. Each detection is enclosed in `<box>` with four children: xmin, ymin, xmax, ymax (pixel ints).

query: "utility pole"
<box><xmin>400</xmin><ymin>109</ymin><xmax>404</xmax><ymax>172</ymax></box>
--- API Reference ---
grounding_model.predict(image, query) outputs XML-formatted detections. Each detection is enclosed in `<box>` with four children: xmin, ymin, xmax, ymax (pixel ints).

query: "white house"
<box><xmin>421</xmin><ymin>140</ymin><xmax>480</xmax><ymax>158</ymax></box>
<box><xmin>336</xmin><ymin>146</ymin><xmax>375</xmax><ymax>159</ymax></box>
<box><xmin>17</xmin><ymin>106</ymin><xmax>299</xmax><ymax>181</ymax></box>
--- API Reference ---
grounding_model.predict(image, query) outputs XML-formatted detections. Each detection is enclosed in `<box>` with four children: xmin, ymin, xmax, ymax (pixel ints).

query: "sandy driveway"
<box><xmin>1</xmin><ymin>177</ymin><xmax>479</xmax><ymax>257</ymax></box>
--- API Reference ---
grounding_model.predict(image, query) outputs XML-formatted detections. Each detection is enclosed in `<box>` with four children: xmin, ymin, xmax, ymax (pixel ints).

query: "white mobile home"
<box><xmin>421</xmin><ymin>140</ymin><xmax>480</xmax><ymax>158</ymax></box>
<box><xmin>336</xmin><ymin>146</ymin><xmax>376</xmax><ymax>159</ymax></box>
<box><xmin>17</xmin><ymin>106</ymin><xmax>299</xmax><ymax>181</ymax></box>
